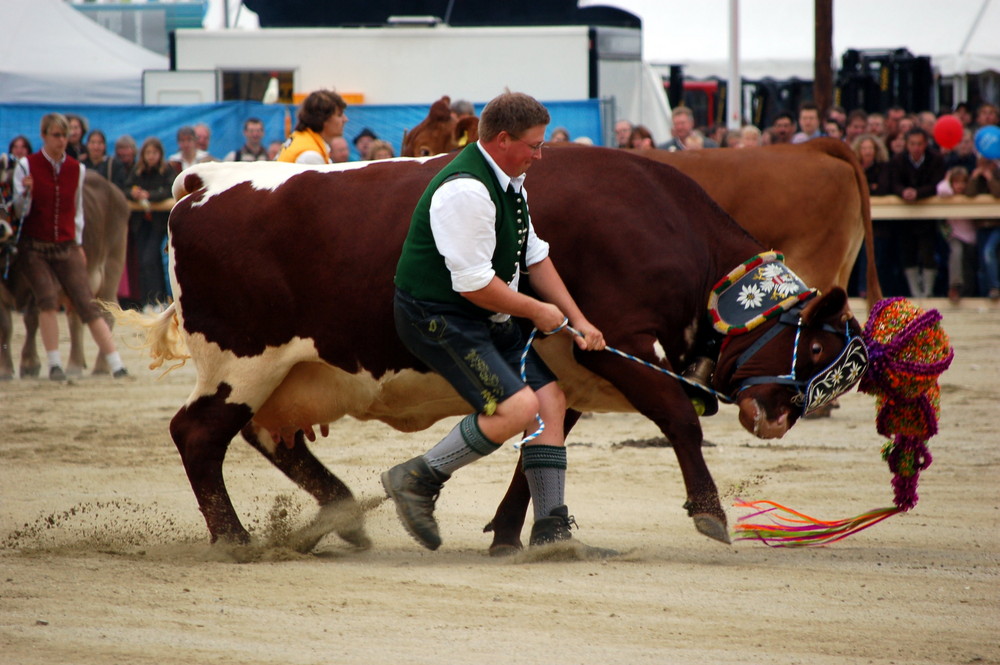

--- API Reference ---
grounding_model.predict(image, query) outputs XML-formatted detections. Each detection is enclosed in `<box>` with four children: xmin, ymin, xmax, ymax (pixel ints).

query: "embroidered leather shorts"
<box><xmin>394</xmin><ymin>287</ymin><xmax>556</xmax><ymax>416</ymax></box>
<box><xmin>17</xmin><ymin>238</ymin><xmax>102</xmax><ymax>323</ymax></box>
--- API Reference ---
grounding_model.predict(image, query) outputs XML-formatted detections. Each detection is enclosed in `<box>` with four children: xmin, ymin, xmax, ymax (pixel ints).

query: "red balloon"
<box><xmin>933</xmin><ymin>114</ymin><xmax>964</xmax><ymax>150</ymax></box>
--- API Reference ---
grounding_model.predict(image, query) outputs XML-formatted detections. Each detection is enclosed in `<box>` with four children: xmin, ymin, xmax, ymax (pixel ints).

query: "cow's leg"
<box><xmin>240</xmin><ymin>425</ymin><xmax>371</xmax><ymax>552</ymax></box>
<box><xmin>579</xmin><ymin>348</ymin><xmax>730</xmax><ymax>544</ymax></box>
<box><xmin>19</xmin><ymin>307</ymin><xmax>40</xmax><ymax>378</ymax></box>
<box><xmin>65</xmin><ymin>309</ymin><xmax>86</xmax><ymax>376</ymax></box>
<box><xmin>169</xmin><ymin>384</ymin><xmax>254</xmax><ymax>544</ymax></box>
<box><xmin>484</xmin><ymin>409</ymin><xmax>582</xmax><ymax>556</ymax></box>
<box><xmin>0</xmin><ymin>291</ymin><xmax>13</xmax><ymax>380</ymax></box>
<box><xmin>63</xmin><ymin>307</ymin><xmax>113</xmax><ymax>375</ymax></box>
<box><xmin>90</xmin><ymin>309</ymin><xmax>115</xmax><ymax>374</ymax></box>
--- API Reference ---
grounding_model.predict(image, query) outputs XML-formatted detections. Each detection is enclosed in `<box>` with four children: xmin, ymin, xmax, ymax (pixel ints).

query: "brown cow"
<box><xmin>118</xmin><ymin>148</ymin><xmax>867</xmax><ymax>553</ymax></box>
<box><xmin>400</xmin><ymin>98</ymin><xmax>880</xmax><ymax>304</ymax></box>
<box><xmin>634</xmin><ymin>138</ymin><xmax>880</xmax><ymax>304</ymax></box>
<box><xmin>401</xmin><ymin>96</ymin><xmax>480</xmax><ymax>158</ymax></box>
<box><xmin>0</xmin><ymin>168</ymin><xmax>129</xmax><ymax>379</ymax></box>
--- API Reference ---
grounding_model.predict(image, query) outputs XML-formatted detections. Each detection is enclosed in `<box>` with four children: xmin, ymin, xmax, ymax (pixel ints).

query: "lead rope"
<box><xmin>514</xmin><ymin>317</ymin><xmax>735</xmax><ymax>450</ymax></box>
<box><xmin>3</xmin><ymin>205</ymin><xmax>26</xmax><ymax>281</ymax></box>
<box><xmin>3</xmin><ymin>161</ymin><xmax>28</xmax><ymax>281</ymax></box>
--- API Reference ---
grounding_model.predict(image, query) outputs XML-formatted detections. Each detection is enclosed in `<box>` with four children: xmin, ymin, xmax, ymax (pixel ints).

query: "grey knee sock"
<box><xmin>423</xmin><ymin>414</ymin><xmax>501</xmax><ymax>475</ymax></box>
<box><xmin>521</xmin><ymin>444</ymin><xmax>567</xmax><ymax>520</ymax></box>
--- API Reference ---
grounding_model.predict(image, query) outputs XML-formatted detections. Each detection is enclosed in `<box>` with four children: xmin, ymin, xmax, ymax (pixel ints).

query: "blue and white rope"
<box><xmin>514</xmin><ymin>317</ymin><xmax>734</xmax><ymax>450</ymax></box>
<box><xmin>514</xmin><ymin>321</ymin><xmax>565</xmax><ymax>449</ymax></box>
<box><xmin>3</xmin><ymin>162</ymin><xmax>29</xmax><ymax>280</ymax></box>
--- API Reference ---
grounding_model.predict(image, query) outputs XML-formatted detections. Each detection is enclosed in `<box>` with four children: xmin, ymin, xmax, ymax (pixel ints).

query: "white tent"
<box><xmin>0</xmin><ymin>0</ymin><xmax>168</xmax><ymax>105</ymax></box>
<box><xmin>585</xmin><ymin>0</ymin><xmax>1000</xmax><ymax>80</ymax></box>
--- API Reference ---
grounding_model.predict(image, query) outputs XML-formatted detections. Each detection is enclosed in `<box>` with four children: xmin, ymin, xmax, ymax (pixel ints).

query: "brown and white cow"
<box><xmin>0</xmin><ymin>168</ymin><xmax>129</xmax><ymax>379</ymax></box>
<box><xmin>122</xmin><ymin>147</ymin><xmax>863</xmax><ymax>553</ymax></box>
<box><xmin>400</xmin><ymin>98</ymin><xmax>881</xmax><ymax>305</ymax></box>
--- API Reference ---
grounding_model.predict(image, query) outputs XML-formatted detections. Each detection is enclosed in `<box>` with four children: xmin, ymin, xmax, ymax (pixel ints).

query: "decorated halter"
<box><xmin>733</xmin><ymin>296</ymin><xmax>954</xmax><ymax>547</ymax></box>
<box><xmin>708</xmin><ymin>252</ymin><xmax>869</xmax><ymax>416</ymax></box>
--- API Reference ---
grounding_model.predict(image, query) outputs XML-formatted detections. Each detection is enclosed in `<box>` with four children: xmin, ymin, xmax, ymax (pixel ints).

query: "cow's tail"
<box><xmin>850</xmin><ymin>148</ymin><xmax>883</xmax><ymax>309</ymax></box>
<box><xmin>103</xmin><ymin>300</ymin><xmax>190</xmax><ymax>373</ymax></box>
<box><xmin>819</xmin><ymin>138</ymin><xmax>883</xmax><ymax>309</ymax></box>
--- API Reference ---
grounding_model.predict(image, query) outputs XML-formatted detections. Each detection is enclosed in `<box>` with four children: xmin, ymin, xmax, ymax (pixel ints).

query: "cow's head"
<box><xmin>0</xmin><ymin>155</ymin><xmax>15</xmax><ymax>238</ymax></box>
<box><xmin>0</xmin><ymin>154</ymin><xmax>14</xmax><ymax>224</ymax></box>
<box><xmin>713</xmin><ymin>287</ymin><xmax>865</xmax><ymax>439</ymax></box>
<box><xmin>401</xmin><ymin>96</ymin><xmax>480</xmax><ymax>157</ymax></box>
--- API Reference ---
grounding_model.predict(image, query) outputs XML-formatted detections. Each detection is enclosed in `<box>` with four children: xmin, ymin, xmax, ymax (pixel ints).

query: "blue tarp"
<box><xmin>0</xmin><ymin>99</ymin><xmax>603</xmax><ymax>161</ymax></box>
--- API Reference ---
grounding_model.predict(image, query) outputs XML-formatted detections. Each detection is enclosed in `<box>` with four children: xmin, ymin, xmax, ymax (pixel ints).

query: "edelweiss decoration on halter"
<box><xmin>734</xmin><ymin>296</ymin><xmax>954</xmax><ymax>547</ymax></box>
<box><xmin>708</xmin><ymin>251</ymin><xmax>814</xmax><ymax>335</ymax></box>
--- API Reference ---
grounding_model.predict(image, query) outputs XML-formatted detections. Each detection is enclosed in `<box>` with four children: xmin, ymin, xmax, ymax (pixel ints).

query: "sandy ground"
<box><xmin>1</xmin><ymin>299</ymin><xmax>997</xmax><ymax>665</ymax></box>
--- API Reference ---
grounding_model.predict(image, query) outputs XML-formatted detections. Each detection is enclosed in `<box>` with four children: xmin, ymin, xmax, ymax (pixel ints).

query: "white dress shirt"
<box><xmin>429</xmin><ymin>142</ymin><xmax>549</xmax><ymax>304</ymax></box>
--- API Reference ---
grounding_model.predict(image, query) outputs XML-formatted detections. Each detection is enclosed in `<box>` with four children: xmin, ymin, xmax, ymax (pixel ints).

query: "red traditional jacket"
<box><xmin>22</xmin><ymin>151</ymin><xmax>81</xmax><ymax>243</ymax></box>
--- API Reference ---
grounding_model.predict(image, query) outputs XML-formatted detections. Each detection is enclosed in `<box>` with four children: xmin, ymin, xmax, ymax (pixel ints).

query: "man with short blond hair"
<box><xmin>12</xmin><ymin>113</ymin><xmax>128</xmax><ymax>381</ymax></box>
<box><xmin>659</xmin><ymin>107</ymin><xmax>718</xmax><ymax>150</ymax></box>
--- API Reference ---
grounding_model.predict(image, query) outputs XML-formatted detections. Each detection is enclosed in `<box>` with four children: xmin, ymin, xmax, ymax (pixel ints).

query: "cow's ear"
<box><xmin>800</xmin><ymin>287</ymin><xmax>851</xmax><ymax>327</ymax></box>
<box><xmin>455</xmin><ymin>116</ymin><xmax>479</xmax><ymax>146</ymax></box>
<box><xmin>430</xmin><ymin>97</ymin><xmax>452</xmax><ymax>121</ymax></box>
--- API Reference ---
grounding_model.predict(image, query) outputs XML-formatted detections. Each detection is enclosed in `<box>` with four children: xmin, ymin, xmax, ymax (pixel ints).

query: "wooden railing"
<box><xmin>870</xmin><ymin>194</ymin><xmax>1000</xmax><ymax>220</ymax></box>
<box><xmin>129</xmin><ymin>196</ymin><xmax>1000</xmax><ymax>220</ymax></box>
<box><xmin>127</xmin><ymin>199</ymin><xmax>176</xmax><ymax>213</ymax></box>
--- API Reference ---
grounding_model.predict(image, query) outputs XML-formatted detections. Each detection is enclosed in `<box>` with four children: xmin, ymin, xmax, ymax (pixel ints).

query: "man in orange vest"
<box><xmin>277</xmin><ymin>90</ymin><xmax>349</xmax><ymax>165</ymax></box>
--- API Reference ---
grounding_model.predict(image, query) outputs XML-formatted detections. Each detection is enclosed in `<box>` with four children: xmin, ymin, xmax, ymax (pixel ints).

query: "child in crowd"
<box><xmin>937</xmin><ymin>166</ymin><xmax>976</xmax><ymax>302</ymax></box>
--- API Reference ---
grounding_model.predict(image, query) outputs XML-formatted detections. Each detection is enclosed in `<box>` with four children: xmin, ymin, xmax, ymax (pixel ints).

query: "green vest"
<box><xmin>395</xmin><ymin>144</ymin><xmax>529</xmax><ymax>318</ymax></box>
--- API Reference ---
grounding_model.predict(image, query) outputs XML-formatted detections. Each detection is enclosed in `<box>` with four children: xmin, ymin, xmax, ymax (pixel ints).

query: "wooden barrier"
<box><xmin>127</xmin><ymin>199</ymin><xmax>175</xmax><ymax>213</ymax></box>
<box><xmin>131</xmin><ymin>196</ymin><xmax>1000</xmax><ymax>220</ymax></box>
<box><xmin>870</xmin><ymin>194</ymin><xmax>1000</xmax><ymax>220</ymax></box>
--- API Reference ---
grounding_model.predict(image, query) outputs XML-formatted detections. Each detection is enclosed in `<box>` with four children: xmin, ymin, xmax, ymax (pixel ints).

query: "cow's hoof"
<box><xmin>0</xmin><ymin>373</ymin><xmax>12</xmax><ymax>381</ymax></box>
<box><xmin>336</xmin><ymin>527</ymin><xmax>372</xmax><ymax>551</ymax></box>
<box><xmin>692</xmin><ymin>514</ymin><xmax>732</xmax><ymax>544</ymax></box>
<box><xmin>483</xmin><ymin>519</ymin><xmax>524</xmax><ymax>557</ymax></box>
<box><xmin>488</xmin><ymin>542</ymin><xmax>523</xmax><ymax>558</ymax></box>
<box><xmin>287</xmin><ymin>500</ymin><xmax>371</xmax><ymax>553</ymax></box>
<box><xmin>65</xmin><ymin>365</ymin><xmax>84</xmax><ymax>378</ymax></box>
<box><xmin>20</xmin><ymin>366</ymin><xmax>40</xmax><ymax>379</ymax></box>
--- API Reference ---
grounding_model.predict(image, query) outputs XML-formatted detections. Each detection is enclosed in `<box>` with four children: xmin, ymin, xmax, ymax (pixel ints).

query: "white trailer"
<box><xmin>155</xmin><ymin>24</ymin><xmax>672</xmax><ymax>144</ymax></box>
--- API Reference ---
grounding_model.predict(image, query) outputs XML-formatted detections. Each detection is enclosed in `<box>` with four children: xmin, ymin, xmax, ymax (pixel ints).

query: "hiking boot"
<box><xmin>529</xmin><ymin>505</ymin><xmax>620</xmax><ymax>557</ymax></box>
<box><xmin>529</xmin><ymin>505</ymin><xmax>576</xmax><ymax>546</ymax></box>
<box><xmin>381</xmin><ymin>456</ymin><xmax>449</xmax><ymax>550</ymax></box>
<box><xmin>49</xmin><ymin>366</ymin><xmax>66</xmax><ymax>382</ymax></box>
<box><xmin>113</xmin><ymin>367</ymin><xmax>129</xmax><ymax>379</ymax></box>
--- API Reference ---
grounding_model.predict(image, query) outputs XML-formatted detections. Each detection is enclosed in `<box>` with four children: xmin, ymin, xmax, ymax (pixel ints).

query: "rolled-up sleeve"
<box><xmin>12</xmin><ymin>157</ymin><xmax>30</xmax><ymax>218</ymax></box>
<box><xmin>429</xmin><ymin>178</ymin><xmax>499</xmax><ymax>293</ymax></box>
<box><xmin>75</xmin><ymin>166</ymin><xmax>85</xmax><ymax>245</ymax></box>
<box><xmin>523</xmin><ymin>216</ymin><xmax>549</xmax><ymax>267</ymax></box>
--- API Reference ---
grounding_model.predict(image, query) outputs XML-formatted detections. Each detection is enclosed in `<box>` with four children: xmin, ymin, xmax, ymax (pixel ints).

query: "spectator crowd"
<box><xmin>4</xmin><ymin>92</ymin><xmax>1000</xmax><ymax>324</ymax></box>
<box><xmin>0</xmin><ymin>91</ymin><xmax>402</xmax><ymax>326</ymax></box>
<box><xmin>614</xmin><ymin>99</ymin><xmax>1000</xmax><ymax>303</ymax></box>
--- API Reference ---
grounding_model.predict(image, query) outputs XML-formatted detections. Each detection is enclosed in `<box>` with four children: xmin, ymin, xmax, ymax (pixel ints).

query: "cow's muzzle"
<box><xmin>737</xmin><ymin>397</ymin><xmax>790</xmax><ymax>439</ymax></box>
